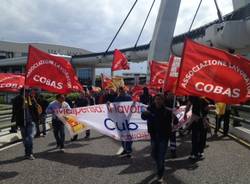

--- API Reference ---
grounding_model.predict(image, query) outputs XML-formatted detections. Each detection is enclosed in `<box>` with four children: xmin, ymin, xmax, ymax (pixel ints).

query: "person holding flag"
<box><xmin>12</xmin><ymin>88</ymin><xmax>37</xmax><ymax>160</ymax></box>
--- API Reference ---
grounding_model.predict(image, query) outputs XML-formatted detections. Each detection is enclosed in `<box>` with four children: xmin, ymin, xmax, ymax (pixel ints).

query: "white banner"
<box><xmin>56</xmin><ymin>102</ymin><xmax>191</xmax><ymax>141</ymax></box>
<box><xmin>56</xmin><ymin>102</ymin><xmax>149</xmax><ymax>141</ymax></box>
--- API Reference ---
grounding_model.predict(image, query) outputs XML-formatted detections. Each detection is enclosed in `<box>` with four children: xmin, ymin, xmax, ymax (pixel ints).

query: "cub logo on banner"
<box><xmin>175</xmin><ymin>39</ymin><xmax>250</xmax><ymax>104</ymax></box>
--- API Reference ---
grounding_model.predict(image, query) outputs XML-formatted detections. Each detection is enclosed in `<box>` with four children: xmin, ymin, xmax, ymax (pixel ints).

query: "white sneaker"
<box><xmin>116</xmin><ymin>147</ymin><xmax>124</xmax><ymax>155</ymax></box>
<box><xmin>25</xmin><ymin>154</ymin><xmax>35</xmax><ymax>160</ymax></box>
<box><xmin>157</xmin><ymin>176</ymin><xmax>164</xmax><ymax>183</ymax></box>
<box><xmin>189</xmin><ymin>155</ymin><xmax>197</xmax><ymax>160</ymax></box>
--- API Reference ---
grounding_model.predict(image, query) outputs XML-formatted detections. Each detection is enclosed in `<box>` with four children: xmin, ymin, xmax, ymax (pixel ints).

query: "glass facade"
<box><xmin>77</xmin><ymin>68</ymin><xmax>93</xmax><ymax>85</ymax></box>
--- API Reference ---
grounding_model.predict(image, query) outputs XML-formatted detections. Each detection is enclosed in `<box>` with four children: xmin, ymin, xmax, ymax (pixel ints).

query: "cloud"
<box><xmin>0</xmin><ymin>0</ymin><xmax>233</xmax><ymax>53</ymax></box>
<box><xmin>175</xmin><ymin>0</ymin><xmax>233</xmax><ymax>34</ymax></box>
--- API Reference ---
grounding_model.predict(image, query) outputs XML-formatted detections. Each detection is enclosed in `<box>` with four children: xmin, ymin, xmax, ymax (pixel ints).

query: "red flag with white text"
<box><xmin>111</xmin><ymin>49</ymin><xmax>129</xmax><ymax>71</ymax></box>
<box><xmin>175</xmin><ymin>39</ymin><xmax>250</xmax><ymax>104</ymax></box>
<box><xmin>131</xmin><ymin>85</ymin><xmax>157</xmax><ymax>102</ymax></box>
<box><xmin>25</xmin><ymin>46</ymin><xmax>83</xmax><ymax>94</ymax></box>
<box><xmin>164</xmin><ymin>55</ymin><xmax>181</xmax><ymax>92</ymax></box>
<box><xmin>0</xmin><ymin>73</ymin><xmax>25</xmax><ymax>92</ymax></box>
<box><xmin>149</xmin><ymin>60</ymin><xmax>168</xmax><ymax>88</ymax></box>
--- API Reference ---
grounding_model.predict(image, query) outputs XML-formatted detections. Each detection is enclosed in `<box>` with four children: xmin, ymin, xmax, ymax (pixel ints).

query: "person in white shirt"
<box><xmin>46</xmin><ymin>94</ymin><xmax>70</xmax><ymax>152</ymax></box>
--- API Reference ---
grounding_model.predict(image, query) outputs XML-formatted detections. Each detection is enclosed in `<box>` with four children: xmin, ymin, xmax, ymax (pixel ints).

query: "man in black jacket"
<box><xmin>142</xmin><ymin>94</ymin><xmax>172</xmax><ymax>183</ymax></box>
<box><xmin>12</xmin><ymin>89</ymin><xmax>37</xmax><ymax>160</ymax></box>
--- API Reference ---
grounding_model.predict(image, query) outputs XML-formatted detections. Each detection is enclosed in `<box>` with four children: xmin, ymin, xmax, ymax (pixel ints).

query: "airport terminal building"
<box><xmin>0</xmin><ymin>40</ymin><xmax>95</xmax><ymax>84</ymax></box>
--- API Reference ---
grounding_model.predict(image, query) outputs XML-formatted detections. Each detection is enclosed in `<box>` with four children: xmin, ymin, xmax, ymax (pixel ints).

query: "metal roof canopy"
<box><xmin>72</xmin><ymin>3</ymin><xmax>250</xmax><ymax>68</ymax></box>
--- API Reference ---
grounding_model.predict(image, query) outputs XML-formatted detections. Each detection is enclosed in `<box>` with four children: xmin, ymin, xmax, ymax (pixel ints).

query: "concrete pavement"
<box><xmin>0</xmin><ymin>128</ymin><xmax>250</xmax><ymax>184</ymax></box>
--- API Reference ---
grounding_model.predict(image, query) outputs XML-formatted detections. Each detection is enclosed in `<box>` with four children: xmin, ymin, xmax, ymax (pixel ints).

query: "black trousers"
<box><xmin>191</xmin><ymin>119</ymin><xmax>207</xmax><ymax>156</ymax></box>
<box><xmin>151</xmin><ymin>135</ymin><xmax>169</xmax><ymax>178</ymax></box>
<box><xmin>223</xmin><ymin>110</ymin><xmax>230</xmax><ymax>135</ymax></box>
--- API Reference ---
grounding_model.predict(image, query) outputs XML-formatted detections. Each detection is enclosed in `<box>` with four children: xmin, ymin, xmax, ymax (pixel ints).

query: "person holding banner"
<box><xmin>12</xmin><ymin>88</ymin><xmax>37</xmax><ymax>160</ymax></box>
<box><xmin>71</xmin><ymin>90</ymin><xmax>91</xmax><ymax>141</ymax></box>
<box><xmin>141</xmin><ymin>94</ymin><xmax>172</xmax><ymax>183</ymax></box>
<box><xmin>46</xmin><ymin>94</ymin><xmax>70</xmax><ymax>152</ymax></box>
<box><xmin>114</xmin><ymin>87</ymin><xmax>133</xmax><ymax>158</ymax></box>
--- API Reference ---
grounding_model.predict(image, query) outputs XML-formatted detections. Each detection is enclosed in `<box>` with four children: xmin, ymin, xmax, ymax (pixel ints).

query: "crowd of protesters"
<box><xmin>10</xmin><ymin>85</ymin><xmax>232</xmax><ymax>183</ymax></box>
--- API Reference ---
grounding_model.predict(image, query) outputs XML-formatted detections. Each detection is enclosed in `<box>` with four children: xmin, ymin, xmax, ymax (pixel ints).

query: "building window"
<box><xmin>77</xmin><ymin>68</ymin><xmax>93</xmax><ymax>85</ymax></box>
<box><xmin>21</xmin><ymin>52</ymin><xmax>28</xmax><ymax>57</ymax></box>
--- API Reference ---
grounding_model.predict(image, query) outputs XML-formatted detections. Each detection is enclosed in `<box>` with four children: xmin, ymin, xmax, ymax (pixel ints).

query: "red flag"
<box><xmin>175</xmin><ymin>39</ymin><xmax>250</xmax><ymax>104</ymax></box>
<box><xmin>131</xmin><ymin>85</ymin><xmax>157</xmax><ymax>102</ymax></box>
<box><xmin>101</xmin><ymin>74</ymin><xmax>114</xmax><ymax>89</ymax></box>
<box><xmin>149</xmin><ymin>60</ymin><xmax>168</xmax><ymax>88</ymax></box>
<box><xmin>164</xmin><ymin>55</ymin><xmax>181</xmax><ymax>92</ymax></box>
<box><xmin>25</xmin><ymin>46</ymin><xmax>83</xmax><ymax>94</ymax></box>
<box><xmin>0</xmin><ymin>73</ymin><xmax>25</xmax><ymax>92</ymax></box>
<box><xmin>111</xmin><ymin>49</ymin><xmax>129</xmax><ymax>71</ymax></box>
<box><xmin>131</xmin><ymin>85</ymin><xmax>143</xmax><ymax>102</ymax></box>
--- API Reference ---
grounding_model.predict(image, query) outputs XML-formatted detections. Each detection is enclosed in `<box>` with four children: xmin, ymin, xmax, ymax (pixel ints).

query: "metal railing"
<box><xmin>0</xmin><ymin>106</ymin><xmax>52</xmax><ymax>134</ymax></box>
<box><xmin>231</xmin><ymin>105</ymin><xmax>250</xmax><ymax>125</ymax></box>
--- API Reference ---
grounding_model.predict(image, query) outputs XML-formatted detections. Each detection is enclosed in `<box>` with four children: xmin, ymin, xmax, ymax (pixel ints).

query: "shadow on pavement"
<box><xmin>47</xmin><ymin>134</ymin><xmax>105</xmax><ymax>147</ymax></box>
<box><xmin>76</xmin><ymin>135</ymin><xmax>106</xmax><ymax>142</ymax></box>
<box><xmin>36</xmin><ymin>150</ymin><xmax>134</xmax><ymax>169</ymax></box>
<box><xmin>207</xmin><ymin>134</ymin><xmax>232</xmax><ymax>142</ymax></box>
<box><xmin>0</xmin><ymin>156</ymin><xmax>25</xmax><ymax>166</ymax></box>
<box><xmin>0</xmin><ymin>171</ymin><xmax>18</xmax><ymax>181</ymax></box>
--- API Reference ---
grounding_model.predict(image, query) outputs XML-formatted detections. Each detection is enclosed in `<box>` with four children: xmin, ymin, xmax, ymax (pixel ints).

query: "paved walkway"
<box><xmin>0</xmin><ymin>128</ymin><xmax>250</xmax><ymax>184</ymax></box>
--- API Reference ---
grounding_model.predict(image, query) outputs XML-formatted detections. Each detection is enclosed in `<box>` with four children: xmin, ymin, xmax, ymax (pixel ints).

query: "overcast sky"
<box><xmin>0</xmin><ymin>0</ymin><xmax>233</xmax><ymax>74</ymax></box>
<box><xmin>0</xmin><ymin>0</ymin><xmax>233</xmax><ymax>51</ymax></box>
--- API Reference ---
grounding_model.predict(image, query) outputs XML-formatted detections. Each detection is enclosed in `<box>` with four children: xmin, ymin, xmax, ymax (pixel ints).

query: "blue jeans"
<box><xmin>52</xmin><ymin>119</ymin><xmax>65</xmax><ymax>149</ymax></box>
<box><xmin>20</xmin><ymin>122</ymin><xmax>36</xmax><ymax>156</ymax></box>
<box><xmin>121</xmin><ymin>141</ymin><xmax>133</xmax><ymax>153</ymax></box>
<box><xmin>151</xmin><ymin>136</ymin><xmax>169</xmax><ymax>178</ymax></box>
